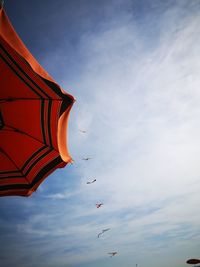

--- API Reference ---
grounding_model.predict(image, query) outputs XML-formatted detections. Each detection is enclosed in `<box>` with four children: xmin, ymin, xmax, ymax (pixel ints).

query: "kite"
<box><xmin>82</xmin><ymin>157</ymin><xmax>91</xmax><ymax>161</ymax></box>
<box><xmin>96</xmin><ymin>203</ymin><xmax>103</xmax><ymax>208</ymax></box>
<box><xmin>108</xmin><ymin>252</ymin><xmax>117</xmax><ymax>257</ymax></box>
<box><xmin>87</xmin><ymin>179</ymin><xmax>96</xmax><ymax>184</ymax></box>
<box><xmin>97</xmin><ymin>228</ymin><xmax>110</xmax><ymax>238</ymax></box>
<box><xmin>79</xmin><ymin>129</ymin><xmax>86</xmax><ymax>133</ymax></box>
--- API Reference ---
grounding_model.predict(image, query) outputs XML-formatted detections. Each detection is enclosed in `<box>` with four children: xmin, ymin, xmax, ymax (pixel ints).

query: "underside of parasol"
<box><xmin>0</xmin><ymin>7</ymin><xmax>75</xmax><ymax>196</ymax></box>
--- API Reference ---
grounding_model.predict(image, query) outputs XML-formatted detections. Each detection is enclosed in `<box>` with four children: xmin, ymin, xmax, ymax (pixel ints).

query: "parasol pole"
<box><xmin>0</xmin><ymin>0</ymin><xmax>4</xmax><ymax>8</ymax></box>
<box><xmin>0</xmin><ymin>0</ymin><xmax>4</xmax><ymax>9</ymax></box>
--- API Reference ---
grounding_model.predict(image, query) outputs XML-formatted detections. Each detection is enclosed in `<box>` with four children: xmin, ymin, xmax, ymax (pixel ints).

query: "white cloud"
<box><xmin>2</xmin><ymin>2</ymin><xmax>200</xmax><ymax>267</ymax></box>
<box><xmin>65</xmin><ymin>2</ymin><xmax>200</xmax><ymax>265</ymax></box>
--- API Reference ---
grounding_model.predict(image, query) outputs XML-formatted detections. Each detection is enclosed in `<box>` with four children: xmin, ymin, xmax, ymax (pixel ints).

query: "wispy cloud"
<box><xmin>65</xmin><ymin>1</ymin><xmax>200</xmax><ymax>265</ymax></box>
<box><xmin>1</xmin><ymin>1</ymin><xmax>200</xmax><ymax>267</ymax></box>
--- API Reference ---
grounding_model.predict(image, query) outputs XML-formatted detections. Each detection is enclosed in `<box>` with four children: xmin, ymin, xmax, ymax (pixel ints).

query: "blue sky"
<box><xmin>1</xmin><ymin>0</ymin><xmax>200</xmax><ymax>266</ymax></box>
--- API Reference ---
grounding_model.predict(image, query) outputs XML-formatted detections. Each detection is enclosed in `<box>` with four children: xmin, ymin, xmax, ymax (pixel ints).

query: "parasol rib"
<box><xmin>0</xmin><ymin>98</ymin><xmax>66</xmax><ymax>103</ymax></box>
<box><xmin>1</xmin><ymin>42</ymin><xmax>74</xmax><ymax>101</ymax></box>
<box><xmin>0</xmin><ymin>147</ymin><xmax>30</xmax><ymax>184</ymax></box>
<box><xmin>2</xmin><ymin>125</ymin><xmax>59</xmax><ymax>151</ymax></box>
<box><xmin>0</xmin><ymin>45</ymin><xmax>49</xmax><ymax>98</ymax></box>
<box><xmin>0</xmin><ymin>156</ymin><xmax>63</xmax><ymax>195</ymax></box>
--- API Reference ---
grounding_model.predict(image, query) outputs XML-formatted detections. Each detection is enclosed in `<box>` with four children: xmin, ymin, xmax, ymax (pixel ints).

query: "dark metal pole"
<box><xmin>0</xmin><ymin>0</ymin><xmax>4</xmax><ymax>8</ymax></box>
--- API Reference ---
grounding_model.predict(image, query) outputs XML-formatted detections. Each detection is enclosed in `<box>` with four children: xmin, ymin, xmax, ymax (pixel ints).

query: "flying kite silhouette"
<box><xmin>96</xmin><ymin>203</ymin><xmax>103</xmax><ymax>208</ymax></box>
<box><xmin>82</xmin><ymin>157</ymin><xmax>91</xmax><ymax>161</ymax></box>
<box><xmin>87</xmin><ymin>179</ymin><xmax>96</xmax><ymax>184</ymax></box>
<box><xmin>79</xmin><ymin>129</ymin><xmax>86</xmax><ymax>133</ymax></box>
<box><xmin>98</xmin><ymin>228</ymin><xmax>110</xmax><ymax>238</ymax></box>
<box><xmin>108</xmin><ymin>252</ymin><xmax>117</xmax><ymax>257</ymax></box>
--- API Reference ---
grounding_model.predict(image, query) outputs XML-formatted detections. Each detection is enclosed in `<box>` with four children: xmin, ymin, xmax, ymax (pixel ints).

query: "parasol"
<box><xmin>0</xmin><ymin>5</ymin><xmax>75</xmax><ymax>196</ymax></box>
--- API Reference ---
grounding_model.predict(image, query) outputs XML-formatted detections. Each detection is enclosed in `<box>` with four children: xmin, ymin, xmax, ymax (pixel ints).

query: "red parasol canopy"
<box><xmin>0</xmin><ymin>6</ymin><xmax>75</xmax><ymax>196</ymax></box>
